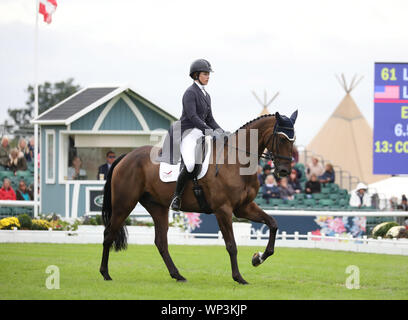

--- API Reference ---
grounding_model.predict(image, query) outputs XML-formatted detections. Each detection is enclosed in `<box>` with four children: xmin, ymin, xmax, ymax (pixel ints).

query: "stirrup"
<box><xmin>170</xmin><ymin>195</ymin><xmax>181</xmax><ymax>211</ymax></box>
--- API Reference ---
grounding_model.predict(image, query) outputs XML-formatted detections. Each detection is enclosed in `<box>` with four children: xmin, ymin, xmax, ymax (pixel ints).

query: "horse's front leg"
<box><xmin>215</xmin><ymin>205</ymin><xmax>248</xmax><ymax>285</ymax></box>
<box><xmin>235</xmin><ymin>201</ymin><xmax>278</xmax><ymax>267</ymax></box>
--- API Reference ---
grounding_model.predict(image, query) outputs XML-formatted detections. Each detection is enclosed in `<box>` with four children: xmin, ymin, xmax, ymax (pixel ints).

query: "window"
<box><xmin>61</xmin><ymin>132</ymin><xmax>166</xmax><ymax>182</ymax></box>
<box><xmin>45</xmin><ymin>130</ymin><xmax>56</xmax><ymax>184</ymax></box>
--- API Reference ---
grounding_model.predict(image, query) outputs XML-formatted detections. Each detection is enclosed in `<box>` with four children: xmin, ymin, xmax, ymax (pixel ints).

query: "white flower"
<box><xmin>386</xmin><ymin>226</ymin><xmax>406</xmax><ymax>238</ymax></box>
<box><xmin>371</xmin><ymin>222</ymin><xmax>389</xmax><ymax>236</ymax></box>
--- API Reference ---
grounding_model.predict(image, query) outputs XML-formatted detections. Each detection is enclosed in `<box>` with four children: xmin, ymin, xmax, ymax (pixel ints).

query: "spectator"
<box><xmin>290</xmin><ymin>158</ymin><xmax>302</xmax><ymax>180</ymax></box>
<box><xmin>349</xmin><ymin>182</ymin><xmax>371</xmax><ymax>208</ymax></box>
<box><xmin>262</xmin><ymin>174</ymin><xmax>280</xmax><ymax>202</ymax></box>
<box><xmin>0</xmin><ymin>178</ymin><xmax>16</xmax><ymax>200</ymax></box>
<box><xmin>256</xmin><ymin>165</ymin><xmax>264</xmax><ymax>186</ymax></box>
<box><xmin>68</xmin><ymin>156</ymin><xmax>87</xmax><ymax>180</ymax></box>
<box><xmin>306</xmin><ymin>157</ymin><xmax>324</xmax><ymax>180</ymax></box>
<box><xmin>16</xmin><ymin>180</ymin><xmax>33</xmax><ymax>201</ymax></box>
<box><xmin>0</xmin><ymin>136</ymin><xmax>10</xmax><ymax>168</ymax></box>
<box><xmin>261</xmin><ymin>164</ymin><xmax>272</xmax><ymax>184</ymax></box>
<box><xmin>18</xmin><ymin>138</ymin><xmax>32</xmax><ymax>162</ymax></box>
<box><xmin>28</xmin><ymin>137</ymin><xmax>35</xmax><ymax>162</ymax></box>
<box><xmin>288</xmin><ymin>169</ymin><xmax>302</xmax><ymax>194</ymax></box>
<box><xmin>305</xmin><ymin>173</ymin><xmax>321</xmax><ymax>197</ymax></box>
<box><xmin>397</xmin><ymin>195</ymin><xmax>408</xmax><ymax>211</ymax></box>
<box><xmin>8</xmin><ymin>148</ymin><xmax>27</xmax><ymax>172</ymax></box>
<box><xmin>278</xmin><ymin>177</ymin><xmax>295</xmax><ymax>200</ymax></box>
<box><xmin>97</xmin><ymin>151</ymin><xmax>116</xmax><ymax>180</ymax></box>
<box><xmin>319</xmin><ymin>163</ymin><xmax>335</xmax><ymax>184</ymax></box>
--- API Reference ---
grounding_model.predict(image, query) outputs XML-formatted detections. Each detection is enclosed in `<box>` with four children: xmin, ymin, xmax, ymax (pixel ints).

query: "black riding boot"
<box><xmin>170</xmin><ymin>164</ymin><xmax>190</xmax><ymax>211</ymax></box>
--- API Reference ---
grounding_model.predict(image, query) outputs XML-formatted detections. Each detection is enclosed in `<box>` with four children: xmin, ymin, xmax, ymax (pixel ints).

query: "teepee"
<box><xmin>306</xmin><ymin>75</ymin><xmax>388</xmax><ymax>185</ymax></box>
<box><xmin>252</xmin><ymin>90</ymin><xmax>279</xmax><ymax>116</ymax></box>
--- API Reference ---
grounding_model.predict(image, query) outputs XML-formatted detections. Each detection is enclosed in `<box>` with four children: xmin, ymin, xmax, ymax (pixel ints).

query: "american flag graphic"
<box><xmin>39</xmin><ymin>0</ymin><xmax>58</xmax><ymax>24</ymax></box>
<box><xmin>374</xmin><ymin>85</ymin><xmax>400</xmax><ymax>99</ymax></box>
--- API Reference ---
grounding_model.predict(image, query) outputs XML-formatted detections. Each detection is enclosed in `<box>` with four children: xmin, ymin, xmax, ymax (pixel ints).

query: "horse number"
<box><xmin>381</xmin><ymin>67</ymin><xmax>397</xmax><ymax>81</ymax></box>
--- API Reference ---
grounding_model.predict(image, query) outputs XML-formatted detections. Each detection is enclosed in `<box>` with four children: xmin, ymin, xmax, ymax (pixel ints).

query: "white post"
<box><xmin>33</xmin><ymin>0</ymin><xmax>40</xmax><ymax>218</ymax></box>
<box><xmin>294</xmin><ymin>231</ymin><xmax>299</xmax><ymax>241</ymax></box>
<box><xmin>282</xmin><ymin>231</ymin><xmax>287</xmax><ymax>241</ymax></box>
<box><xmin>307</xmin><ymin>232</ymin><xmax>311</xmax><ymax>241</ymax></box>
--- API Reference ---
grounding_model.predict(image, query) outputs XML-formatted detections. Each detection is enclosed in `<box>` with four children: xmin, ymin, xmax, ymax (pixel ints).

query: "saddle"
<box><xmin>157</xmin><ymin>135</ymin><xmax>213</xmax><ymax>213</ymax></box>
<box><xmin>158</xmin><ymin>136</ymin><xmax>212</xmax><ymax>181</ymax></box>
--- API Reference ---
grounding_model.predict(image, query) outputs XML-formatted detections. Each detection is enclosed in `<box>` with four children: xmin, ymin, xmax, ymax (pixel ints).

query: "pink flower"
<box><xmin>184</xmin><ymin>212</ymin><xmax>202</xmax><ymax>231</ymax></box>
<box><xmin>327</xmin><ymin>217</ymin><xmax>346</xmax><ymax>234</ymax></box>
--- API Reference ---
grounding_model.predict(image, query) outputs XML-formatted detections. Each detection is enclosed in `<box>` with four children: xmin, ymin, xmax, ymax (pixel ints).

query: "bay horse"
<box><xmin>100</xmin><ymin>111</ymin><xmax>297</xmax><ymax>284</ymax></box>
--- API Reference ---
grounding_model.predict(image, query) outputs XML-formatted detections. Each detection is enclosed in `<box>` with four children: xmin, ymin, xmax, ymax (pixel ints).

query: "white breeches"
<box><xmin>180</xmin><ymin>128</ymin><xmax>204</xmax><ymax>173</ymax></box>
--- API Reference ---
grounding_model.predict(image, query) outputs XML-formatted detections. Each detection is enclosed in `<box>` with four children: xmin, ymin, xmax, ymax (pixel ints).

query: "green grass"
<box><xmin>0</xmin><ymin>243</ymin><xmax>407</xmax><ymax>300</ymax></box>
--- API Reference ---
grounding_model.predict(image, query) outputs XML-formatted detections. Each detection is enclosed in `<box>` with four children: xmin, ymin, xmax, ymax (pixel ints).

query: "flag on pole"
<box><xmin>39</xmin><ymin>0</ymin><xmax>57</xmax><ymax>24</ymax></box>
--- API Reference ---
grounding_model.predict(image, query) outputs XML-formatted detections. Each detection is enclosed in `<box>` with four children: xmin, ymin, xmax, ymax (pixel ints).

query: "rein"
<box><xmin>213</xmin><ymin>117</ymin><xmax>295</xmax><ymax>176</ymax></box>
<box><xmin>221</xmin><ymin>123</ymin><xmax>294</xmax><ymax>162</ymax></box>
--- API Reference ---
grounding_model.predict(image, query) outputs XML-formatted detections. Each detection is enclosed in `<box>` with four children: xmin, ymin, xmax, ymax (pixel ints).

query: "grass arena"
<box><xmin>1</xmin><ymin>243</ymin><xmax>407</xmax><ymax>300</ymax></box>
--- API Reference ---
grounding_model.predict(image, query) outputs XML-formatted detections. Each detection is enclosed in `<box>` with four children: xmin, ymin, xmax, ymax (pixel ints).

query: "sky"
<box><xmin>1</xmin><ymin>0</ymin><xmax>407</xmax><ymax>147</ymax></box>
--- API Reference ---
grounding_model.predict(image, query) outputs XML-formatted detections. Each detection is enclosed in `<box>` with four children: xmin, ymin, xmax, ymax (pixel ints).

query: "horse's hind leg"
<box><xmin>140</xmin><ymin>199</ymin><xmax>186</xmax><ymax>282</ymax></box>
<box><xmin>100</xmin><ymin>195</ymin><xmax>138</xmax><ymax>281</ymax></box>
<box><xmin>100</xmin><ymin>213</ymin><xmax>130</xmax><ymax>280</ymax></box>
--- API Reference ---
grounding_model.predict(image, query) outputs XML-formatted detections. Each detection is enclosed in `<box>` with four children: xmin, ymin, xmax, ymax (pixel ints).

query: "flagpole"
<box><xmin>34</xmin><ymin>0</ymin><xmax>40</xmax><ymax>218</ymax></box>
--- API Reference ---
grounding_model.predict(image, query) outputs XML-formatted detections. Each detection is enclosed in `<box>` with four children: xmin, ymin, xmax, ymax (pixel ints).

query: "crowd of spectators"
<box><xmin>0</xmin><ymin>136</ymin><xmax>35</xmax><ymax>201</ymax></box>
<box><xmin>0</xmin><ymin>137</ymin><xmax>33</xmax><ymax>172</ymax></box>
<box><xmin>258</xmin><ymin>155</ymin><xmax>336</xmax><ymax>204</ymax></box>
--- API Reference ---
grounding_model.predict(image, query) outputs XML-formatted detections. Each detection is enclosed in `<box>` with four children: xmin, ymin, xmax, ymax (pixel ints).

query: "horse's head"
<box><xmin>265</xmin><ymin>110</ymin><xmax>297</xmax><ymax>178</ymax></box>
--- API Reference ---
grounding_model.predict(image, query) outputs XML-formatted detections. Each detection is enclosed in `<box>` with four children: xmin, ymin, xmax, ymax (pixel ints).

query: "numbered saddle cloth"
<box><xmin>159</xmin><ymin>135</ymin><xmax>212</xmax><ymax>183</ymax></box>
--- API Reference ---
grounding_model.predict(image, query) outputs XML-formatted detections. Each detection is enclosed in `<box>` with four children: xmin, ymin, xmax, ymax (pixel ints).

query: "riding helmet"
<box><xmin>189</xmin><ymin>59</ymin><xmax>213</xmax><ymax>79</ymax></box>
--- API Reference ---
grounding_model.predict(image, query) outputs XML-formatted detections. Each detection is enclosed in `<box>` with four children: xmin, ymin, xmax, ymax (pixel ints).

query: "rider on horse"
<box><xmin>169</xmin><ymin>59</ymin><xmax>226</xmax><ymax>212</ymax></box>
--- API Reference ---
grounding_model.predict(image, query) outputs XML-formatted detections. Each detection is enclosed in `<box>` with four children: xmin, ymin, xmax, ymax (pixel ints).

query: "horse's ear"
<box><xmin>275</xmin><ymin>112</ymin><xmax>282</xmax><ymax>124</ymax></box>
<box><xmin>290</xmin><ymin>110</ymin><xmax>298</xmax><ymax>124</ymax></box>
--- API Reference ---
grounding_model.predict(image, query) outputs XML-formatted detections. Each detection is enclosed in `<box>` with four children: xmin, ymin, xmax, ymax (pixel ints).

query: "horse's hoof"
<box><xmin>100</xmin><ymin>270</ymin><xmax>112</xmax><ymax>280</ymax></box>
<box><xmin>172</xmin><ymin>274</ymin><xmax>187</xmax><ymax>282</ymax></box>
<box><xmin>239</xmin><ymin>279</ymin><xmax>249</xmax><ymax>285</ymax></box>
<box><xmin>234</xmin><ymin>276</ymin><xmax>249</xmax><ymax>285</ymax></box>
<box><xmin>252</xmin><ymin>252</ymin><xmax>263</xmax><ymax>267</ymax></box>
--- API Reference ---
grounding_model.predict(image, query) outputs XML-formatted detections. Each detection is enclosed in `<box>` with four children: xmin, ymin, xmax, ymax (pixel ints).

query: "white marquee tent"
<box><xmin>368</xmin><ymin>176</ymin><xmax>408</xmax><ymax>201</ymax></box>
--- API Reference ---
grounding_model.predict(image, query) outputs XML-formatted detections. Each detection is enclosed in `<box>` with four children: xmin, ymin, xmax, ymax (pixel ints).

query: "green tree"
<box><xmin>6</xmin><ymin>78</ymin><xmax>81</xmax><ymax>135</ymax></box>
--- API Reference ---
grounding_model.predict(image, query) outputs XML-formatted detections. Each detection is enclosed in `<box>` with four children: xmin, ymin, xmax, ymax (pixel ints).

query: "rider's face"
<box><xmin>198</xmin><ymin>72</ymin><xmax>210</xmax><ymax>85</ymax></box>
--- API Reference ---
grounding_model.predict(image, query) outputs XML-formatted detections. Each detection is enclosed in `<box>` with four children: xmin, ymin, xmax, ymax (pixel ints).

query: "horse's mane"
<box><xmin>234</xmin><ymin>113</ymin><xmax>275</xmax><ymax>133</ymax></box>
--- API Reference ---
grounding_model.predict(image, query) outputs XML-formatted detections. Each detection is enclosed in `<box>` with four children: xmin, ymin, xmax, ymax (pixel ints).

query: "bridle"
<box><xmin>261</xmin><ymin>122</ymin><xmax>295</xmax><ymax>163</ymax></box>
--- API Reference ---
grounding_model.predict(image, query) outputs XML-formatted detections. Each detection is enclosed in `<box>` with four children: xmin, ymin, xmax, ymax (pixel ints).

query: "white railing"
<box><xmin>1</xmin><ymin>228</ymin><xmax>407</xmax><ymax>255</ymax></box>
<box><xmin>262</xmin><ymin>210</ymin><xmax>408</xmax><ymax>217</ymax></box>
<box><xmin>0</xmin><ymin>200</ymin><xmax>35</xmax><ymax>207</ymax></box>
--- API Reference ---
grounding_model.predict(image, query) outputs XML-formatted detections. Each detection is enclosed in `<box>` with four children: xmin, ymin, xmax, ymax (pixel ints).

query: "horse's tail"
<box><xmin>102</xmin><ymin>153</ymin><xmax>128</xmax><ymax>252</ymax></box>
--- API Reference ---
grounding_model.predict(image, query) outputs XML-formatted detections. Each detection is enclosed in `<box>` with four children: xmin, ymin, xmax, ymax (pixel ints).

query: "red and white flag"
<box><xmin>39</xmin><ymin>0</ymin><xmax>58</xmax><ymax>24</ymax></box>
